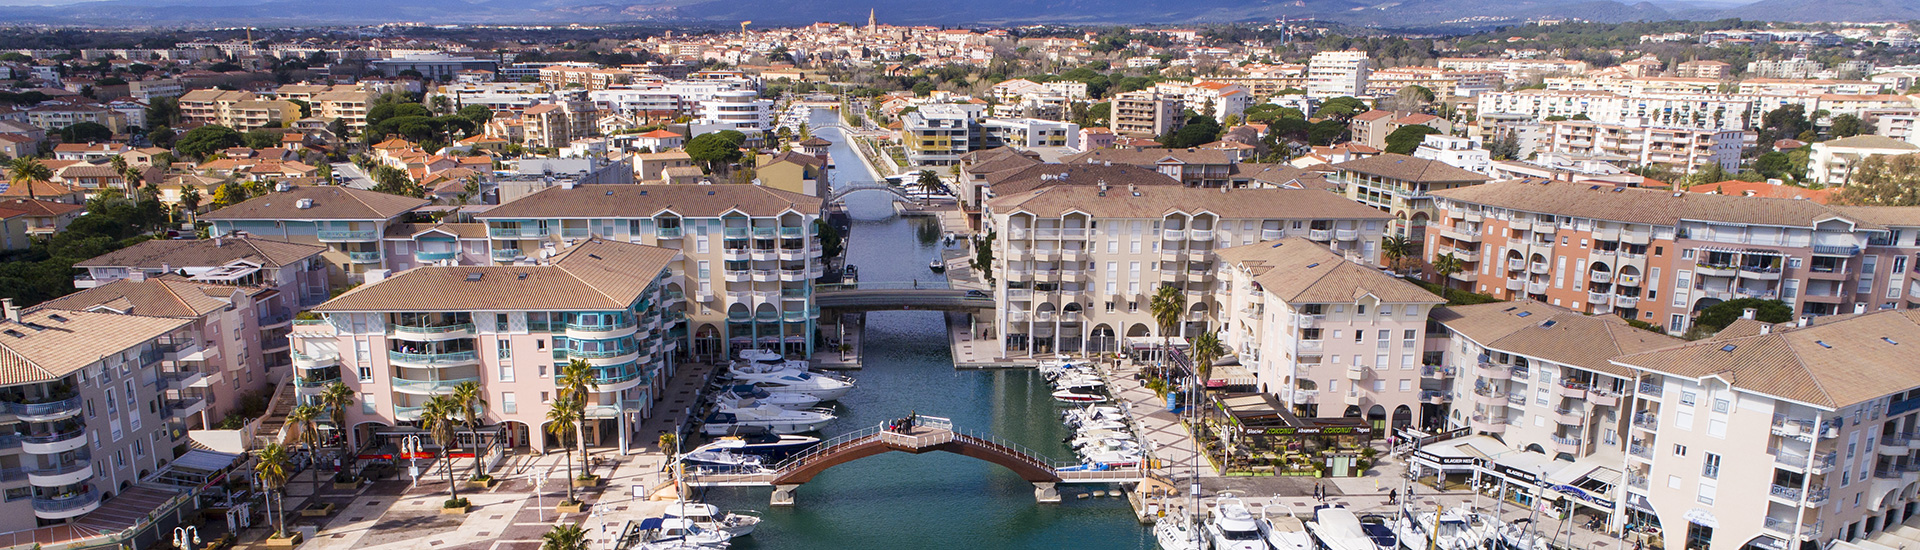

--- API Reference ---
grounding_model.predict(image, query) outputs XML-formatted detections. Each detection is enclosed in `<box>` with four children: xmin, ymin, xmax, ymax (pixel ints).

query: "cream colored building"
<box><xmin>1808</xmin><ymin>135</ymin><xmax>1920</xmax><ymax>185</ymax></box>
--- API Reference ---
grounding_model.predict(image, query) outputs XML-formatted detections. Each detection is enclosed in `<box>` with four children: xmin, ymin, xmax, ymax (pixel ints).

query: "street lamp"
<box><xmin>401</xmin><ymin>435</ymin><xmax>425</xmax><ymax>486</ymax></box>
<box><xmin>173</xmin><ymin>526</ymin><xmax>200</xmax><ymax>550</ymax></box>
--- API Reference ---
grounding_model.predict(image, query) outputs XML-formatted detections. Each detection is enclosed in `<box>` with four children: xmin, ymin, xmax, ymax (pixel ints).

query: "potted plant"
<box><xmin>331</xmin><ymin>472</ymin><xmax>361</xmax><ymax>490</ymax></box>
<box><xmin>554</xmin><ymin>499</ymin><xmax>584</xmax><ymax>514</ymax></box>
<box><xmin>571</xmin><ymin>473</ymin><xmax>601</xmax><ymax>488</ymax></box>
<box><xmin>441</xmin><ymin>497</ymin><xmax>471</xmax><ymax>514</ymax></box>
<box><xmin>299</xmin><ymin>502</ymin><xmax>336</xmax><ymax>517</ymax></box>
<box><xmin>466</xmin><ymin>474</ymin><xmax>497</xmax><ymax>490</ymax></box>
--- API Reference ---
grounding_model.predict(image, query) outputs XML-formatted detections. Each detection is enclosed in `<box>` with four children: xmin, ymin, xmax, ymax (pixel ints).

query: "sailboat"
<box><xmin>1155</xmin><ymin>448</ymin><xmax>1210</xmax><ymax>550</ymax></box>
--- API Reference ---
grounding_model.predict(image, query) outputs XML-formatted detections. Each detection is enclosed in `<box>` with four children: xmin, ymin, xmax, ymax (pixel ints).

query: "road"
<box><xmin>331</xmin><ymin>162</ymin><xmax>372</xmax><ymax>189</ymax></box>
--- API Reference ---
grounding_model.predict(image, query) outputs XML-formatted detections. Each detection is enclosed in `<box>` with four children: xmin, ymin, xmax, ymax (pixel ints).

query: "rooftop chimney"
<box><xmin>1759</xmin><ymin>324</ymin><xmax>1773</xmax><ymax>335</ymax></box>
<box><xmin>1854</xmin><ymin>303</ymin><xmax>1868</xmax><ymax>315</ymax></box>
<box><xmin>1741</xmin><ymin>308</ymin><xmax>1756</xmax><ymax>320</ymax></box>
<box><xmin>1798</xmin><ymin>316</ymin><xmax>1811</xmax><ymax>328</ymax></box>
<box><xmin>129</xmin><ymin>270</ymin><xmax>146</xmax><ymax>282</ymax></box>
<box><xmin>1</xmin><ymin>299</ymin><xmax>16</xmax><ymax>323</ymax></box>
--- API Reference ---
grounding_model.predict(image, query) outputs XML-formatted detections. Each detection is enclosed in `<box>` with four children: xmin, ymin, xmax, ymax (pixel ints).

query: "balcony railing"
<box><xmin>490</xmin><ymin>249</ymin><xmax>522</xmax><ymax>261</ymax></box>
<box><xmin>1628</xmin><ymin>444</ymin><xmax>1653</xmax><ymax>459</ymax></box>
<box><xmin>1637</xmin><ymin>381</ymin><xmax>1663</xmax><ymax>397</ymax></box>
<box><xmin>317</xmin><ymin>230</ymin><xmax>377</xmax><ymax>241</ymax></box>
<box><xmin>31</xmin><ymin>490</ymin><xmax>99</xmax><ymax>514</ymax></box>
<box><xmin>7</xmin><ymin>395</ymin><xmax>82</xmax><ymax>418</ymax></box>
<box><xmin>391</xmin><ymin>377</ymin><xmax>481</xmax><ymax>392</ymax></box>
<box><xmin>1632</xmin><ymin>413</ymin><xmax>1658</xmax><ymax>430</ymax></box>
<box><xmin>389</xmin><ymin>323</ymin><xmax>474</xmax><ymax>335</ymax></box>
<box><xmin>387</xmin><ymin>350</ymin><xmax>479</xmax><ymax>365</ymax></box>
<box><xmin>488</xmin><ymin>227</ymin><xmax>548</xmax><ymax>238</ymax></box>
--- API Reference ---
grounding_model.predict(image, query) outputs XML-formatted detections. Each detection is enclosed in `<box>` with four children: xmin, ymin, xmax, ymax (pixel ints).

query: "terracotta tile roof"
<box><xmin>1433</xmin><ymin>301</ymin><xmax>1683</xmax><ymax>377</ymax></box>
<box><xmin>1612</xmin><ymin>310</ymin><xmax>1920</xmax><ymax>409</ymax></box>
<box><xmin>1220</xmin><ymin>238</ymin><xmax>1442</xmax><ymax>305</ymax></box>
<box><xmin>75</xmin><ymin>236</ymin><xmax>325</xmax><ymax>269</ymax></box>
<box><xmin>39</xmin><ymin>276</ymin><xmax>247</xmax><ymax>318</ymax></box>
<box><xmin>0</xmin><ymin>309</ymin><xmax>190</xmax><ymax>386</ymax></box>
<box><xmin>988</xmin><ymin>180</ymin><xmax>1391</xmax><ymax>220</ymax></box>
<box><xmin>477</xmin><ymin>184</ymin><xmax>822</xmax><ymax>220</ymax></box>
<box><xmin>313</xmin><ymin>237</ymin><xmax>679</xmax><ymax>312</ymax></box>
<box><xmin>1432</xmin><ymin>179</ymin><xmax>1877</xmax><ymax>229</ymax></box>
<box><xmin>1332</xmin><ymin>153</ymin><xmax>1491</xmax><ymax>183</ymax></box>
<box><xmin>200</xmin><ymin>185</ymin><xmax>429</xmax><ymax>221</ymax></box>
<box><xmin>0</xmin><ymin>198</ymin><xmax>82</xmax><ymax>217</ymax></box>
<box><xmin>0</xmin><ymin>179</ymin><xmax>77</xmax><ymax>199</ymax></box>
<box><xmin>982</xmin><ymin>163</ymin><xmax>1183</xmax><ymax>196</ymax></box>
<box><xmin>1688</xmin><ymin>180</ymin><xmax>1833</xmax><ymax>203</ymax></box>
<box><xmin>384</xmin><ymin>222</ymin><xmax>489</xmax><ymax>240</ymax></box>
<box><xmin>1060</xmin><ymin>147</ymin><xmax>1235</xmax><ymax>166</ymax></box>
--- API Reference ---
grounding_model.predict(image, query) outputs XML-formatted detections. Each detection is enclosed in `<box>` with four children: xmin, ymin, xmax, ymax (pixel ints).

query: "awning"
<box><xmin>1490</xmin><ymin>451</ymin><xmax>1559</xmax><ymax>486</ymax></box>
<box><xmin>174</xmin><ymin>449</ymin><xmax>242</xmax><ymax>473</ymax></box>
<box><xmin>1208</xmin><ymin>364</ymin><xmax>1256</xmax><ymax>388</ymax></box>
<box><xmin>1548</xmin><ymin>452</ymin><xmax>1624</xmax><ymax>487</ymax></box>
<box><xmin>1413</xmin><ymin>434</ymin><xmax>1507</xmax><ymax>468</ymax></box>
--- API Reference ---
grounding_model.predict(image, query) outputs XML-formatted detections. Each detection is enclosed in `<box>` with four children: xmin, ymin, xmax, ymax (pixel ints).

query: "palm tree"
<box><xmin>1382</xmin><ymin>235</ymin><xmax>1413</xmax><ymax>274</ymax></box>
<box><xmin>541</xmin><ymin>523</ymin><xmax>587</xmax><ymax>550</ymax></box>
<box><xmin>109</xmin><ymin>155</ymin><xmax>128</xmax><ymax>177</ymax></box>
<box><xmin>256</xmin><ymin>443</ymin><xmax>292</xmax><ymax>539</ymax></box>
<box><xmin>555</xmin><ymin>359</ymin><xmax>599</xmax><ymax>478</ymax></box>
<box><xmin>1190</xmin><ymin>330</ymin><xmax>1225</xmax><ymax>387</ymax></box>
<box><xmin>287</xmin><ymin>404</ymin><xmax>323</xmax><ymax>485</ymax></box>
<box><xmin>915</xmin><ymin>169</ymin><xmax>942</xmax><ymax>205</ymax></box>
<box><xmin>1432</xmin><ymin>253</ymin><xmax>1464</xmax><ymax>302</ymax></box>
<box><xmin>8</xmin><ymin>157</ymin><xmax>52</xmax><ymax>200</ymax></box>
<box><xmin>545</xmin><ymin>398</ymin><xmax>582</xmax><ymax>504</ymax></box>
<box><xmin>422</xmin><ymin>395</ymin><xmax>461</xmax><ymax>503</ymax></box>
<box><xmin>317</xmin><ymin>382</ymin><xmax>357</xmax><ymax>476</ymax></box>
<box><xmin>181</xmin><ymin>186</ymin><xmax>203</xmax><ymax>220</ymax></box>
<box><xmin>1149</xmin><ymin>284</ymin><xmax>1188</xmax><ymax>370</ymax></box>
<box><xmin>658</xmin><ymin>432</ymin><xmax>677</xmax><ymax>458</ymax></box>
<box><xmin>450</xmin><ymin>381</ymin><xmax>489</xmax><ymax>479</ymax></box>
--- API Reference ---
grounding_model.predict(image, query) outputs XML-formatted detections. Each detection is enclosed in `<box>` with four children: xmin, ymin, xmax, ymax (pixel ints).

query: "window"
<box><xmin>1357</xmin><ymin>304</ymin><xmax>1367</xmax><ymax>315</ymax></box>
<box><xmin>358</xmin><ymin>366</ymin><xmax>372</xmax><ymax>379</ymax></box>
<box><xmin>1673</xmin><ymin>444</ymin><xmax>1687</xmax><ymax>457</ymax></box>
<box><xmin>1680</xmin><ymin>390</ymin><xmax>1697</xmax><ymax>406</ymax></box>
<box><xmin>539</xmin><ymin>364</ymin><xmax>549</xmax><ymax>377</ymax></box>
<box><xmin>1400</xmin><ymin>379</ymin><xmax>1412</xmax><ymax>391</ymax></box>
<box><xmin>1380</xmin><ymin>305</ymin><xmax>1393</xmax><ymax>316</ymax></box>
<box><xmin>1105</xmin><ymin>302</ymin><xmax>1116</xmax><ymax>313</ymax></box>
<box><xmin>497</xmin><ymin>339</ymin><xmax>512</xmax><ymax>360</ymax></box>
<box><xmin>361</xmin><ymin>393</ymin><xmax>375</xmax><ymax>414</ymax></box>
<box><xmin>540</xmin><ymin>391</ymin><xmax>551</xmax><ymax>403</ymax></box>
<box><xmin>1695</xmin><ymin>481</ymin><xmax>1715</xmax><ymax>505</ymax></box>
<box><xmin>1702</xmin><ymin>453</ymin><xmax>1720</xmax><ymax>479</ymax></box>
<box><xmin>502</xmin><ymin>392</ymin><xmax>518</xmax><ymax>414</ymax></box>
<box><xmin>496</xmin><ymin>313</ymin><xmax>509</xmax><ymax>332</ymax></box>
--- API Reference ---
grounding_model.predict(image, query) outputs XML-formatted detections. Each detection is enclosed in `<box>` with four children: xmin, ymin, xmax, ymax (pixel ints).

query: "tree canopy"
<box><xmin>1692</xmin><ymin>298</ymin><xmax>1794</xmax><ymax>335</ymax></box>
<box><xmin>175</xmin><ymin>125</ymin><xmax>242</xmax><ymax>159</ymax></box>
<box><xmin>1830</xmin><ymin>154</ymin><xmax>1920</xmax><ymax>206</ymax></box>
<box><xmin>1158</xmin><ymin>114</ymin><xmax>1222</xmax><ymax>149</ymax></box>
<box><xmin>56</xmin><ymin>122</ymin><xmax>112</xmax><ymax>143</ymax></box>
<box><xmin>685</xmin><ymin>130</ymin><xmax>747</xmax><ymax>174</ymax></box>
<box><xmin>1313</xmin><ymin>97</ymin><xmax>1368</xmax><ymax>120</ymax></box>
<box><xmin>1383</xmin><ymin>125</ymin><xmax>1440</xmax><ymax>155</ymax></box>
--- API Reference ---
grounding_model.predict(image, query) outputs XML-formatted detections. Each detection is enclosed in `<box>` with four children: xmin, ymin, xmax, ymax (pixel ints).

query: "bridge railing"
<box><xmin>816</xmin><ymin>281</ymin><xmax>954</xmax><ymax>292</ymax></box>
<box><xmin>682</xmin><ymin>416</ymin><xmax>1149</xmax><ymax>485</ymax></box>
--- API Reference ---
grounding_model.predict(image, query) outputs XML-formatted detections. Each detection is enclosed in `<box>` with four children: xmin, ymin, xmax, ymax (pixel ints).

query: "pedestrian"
<box><xmin>1389</xmin><ymin>488</ymin><xmax>1398</xmax><ymax>505</ymax></box>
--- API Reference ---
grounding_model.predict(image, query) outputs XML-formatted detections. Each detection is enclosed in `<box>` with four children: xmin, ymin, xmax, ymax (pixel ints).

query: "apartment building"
<box><xmin>1152</xmin><ymin>80</ymin><xmax>1252</xmax><ymax>121</ymax></box>
<box><xmin>23</xmin><ymin>104</ymin><xmax>126</xmax><ymax>134</ymax></box>
<box><xmin>1109</xmin><ymin>90</ymin><xmax>1183</xmax><ymax>138</ymax></box>
<box><xmin>473</xmin><ymin>184</ymin><xmax>825</xmax><ymax>360</ymax></box>
<box><xmin>1332</xmin><ymin>153</ymin><xmax>1492</xmax><ymax>244</ymax></box>
<box><xmin>1413</xmin><ymin>135</ymin><xmax>1492</xmax><ymax>175</ymax></box>
<box><xmin>1410</xmin><ymin>300</ymin><xmax>1684</xmax><ymax>537</ymax></box>
<box><xmin>1808</xmin><ymin>136</ymin><xmax>1920</xmax><ymax>185</ymax></box>
<box><xmin>977</xmin><ymin>118</ymin><xmax>1079</xmax><ymax>150</ymax></box>
<box><xmin>1060</xmin><ymin>148</ymin><xmax>1239</xmax><ymax>187</ymax></box>
<box><xmin>177</xmin><ymin>90</ymin><xmax>300</xmax><ymax>131</ymax></box>
<box><xmin>698</xmin><ymin>90</ymin><xmax>774</xmax><ymax>134</ymax></box>
<box><xmin>274</xmin><ymin>86</ymin><xmax>379</xmax><ymax>136</ymax></box>
<box><xmin>1425</xmin><ymin>179</ymin><xmax>1920</xmax><ymax>333</ymax></box>
<box><xmin>1216</xmin><ymin>238</ymin><xmax>1444</xmax><ymax>426</ymax></box>
<box><xmin>1437</xmin><ymin>58</ymin><xmax>1590</xmax><ymax>80</ymax></box>
<box><xmin>1543</xmin><ymin>120</ymin><xmax>1744</xmax><ymax>171</ymax></box>
<box><xmin>1349</xmin><ymin>111</ymin><xmax>1454</xmax><ymax>150</ymax></box>
<box><xmin>297</xmin><ymin>238</ymin><xmax>682</xmax><ymax>454</ymax></box>
<box><xmin>1477</xmin><ymin>90</ymin><xmax>1760</xmax><ymax>131</ymax></box>
<box><xmin>538</xmin><ymin>66</ymin><xmax>633</xmax><ymax>91</ymax></box>
<box><xmin>201</xmin><ymin>186</ymin><xmax>433</xmax><ymax>286</ymax></box>
<box><xmin>983</xmin><ymin>173</ymin><xmax>1392</xmax><ymax>358</ymax></box>
<box><xmin>1308</xmin><ymin>51</ymin><xmax>1372</xmax><ymax>99</ymax></box>
<box><xmin>0</xmin><ymin>304</ymin><xmax>196</xmax><ymax>532</ymax></box>
<box><xmin>0</xmin><ymin>198</ymin><xmax>82</xmax><ymax>242</ymax></box>
<box><xmin>1675</xmin><ymin>60</ymin><xmax>1734</xmax><ymax>80</ymax></box>
<box><xmin>1612</xmin><ymin>310</ymin><xmax>1920</xmax><ymax>550</ymax></box>
<box><xmin>901</xmin><ymin>104</ymin><xmax>975</xmax><ymax>166</ymax></box>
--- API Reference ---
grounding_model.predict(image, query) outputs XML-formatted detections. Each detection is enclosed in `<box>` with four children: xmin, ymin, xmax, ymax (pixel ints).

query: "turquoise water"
<box><xmin>693</xmin><ymin>112</ymin><xmax>1153</xmax><ymax>550</ymax></box>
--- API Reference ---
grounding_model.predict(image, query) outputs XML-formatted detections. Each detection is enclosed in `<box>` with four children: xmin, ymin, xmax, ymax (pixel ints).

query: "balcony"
<box><xmin>26</xmin><ymin>459</ymin><xmax>92</xmax><ymax>488</ymax></box>
<box><xmin>1632</xmin><ymin>412</ymin><xmax>1659</xmax><ymax>430</ymax></box>
<box><xmin>490</xmin><ymin>248</ymin><xmax>523</xmax><ymax>262</ymax></box>
<box><xmin>1478</xmin><ymin>361</ymin><xmax>1510</xmax><ymax>380</ymax></box>
<box><xmin>387</xmin><ymin>350</ymin><xmax>480</xmax><ymax>367</ymax></box>
<box><xmin>1309</xmin><ymin>229</ymin><xmax>1332</xmax><ymax>241</ymax></box>
<box><xmin>294</xmin><ymin>374</ymin><xmax>341</xmax><ymax>388</ymax></box>
<box><xmin>1506</xmin><ymin>279</ymin><xmax>1524</xmax><ymax>292</ymax></box>
<box><xmin>1261</xmin><ymin>229</ymin><xmax>1285</xmax><ymax>241</ymax></box>
<box><xmin>1529</xmin><ymin>262</ymin><xmax>1549</xmax><ymax>274</ymax></box>
<box><xmin>1163</xmin><ymin>229</ymin><xmax>1187</xmax><ymax>241</ymax></box>
<box><xmin>1554</xmin><ymin>407</ymin><xmax>1585</xmax><ymax>425</ymax></box>
<box><xmin>780</xmin><ymin>269</ymin><xmax>808</xmax><ymax>282</ymax></box>
<box><xmin>1587</xmin><ymin>388</ymin><xmax>1619</xmax><ymax>407</ymax></box>
<box><xmin>656</xmin><ymin>226</ymin><xmax>684</xmax><ymax>239</ymax></box>
<box><xmin>1613</xmin><ymin>294</ymin><xmax>1639</xmax><ymax>308</ymax></box>
<box><xmin>1627</xmin><ymin>474</ymin><xmax>1649</xmax><ymax>491</ymax></box>
<box><xmin>32</xmin><ymin>490</ymin><xmax>101</xmax><ymax>520</ymax></box>
<box><xmin>1762</xmin><ymin>517</ymin><xmax>1822</xmax><ymax>540</ymax></box>
<box><xmin>8</xmin><ymin>395</ymin><xmax>82</xmax><ymax>421</ymax></box>
<box><xmin>1190</xmin><ymin>229</ymin><xmax>1214</xmax><ymax>242</ymax></box>
<box><xmin>1590</xmin><ymin>271</ymin><xmax>1612</xmax><ymax>284</ymax></box>
<box><xmin>1297</xmin><ymin>340</ymin><xmax>1324</xmax><ymax>353</ymax></box>
<box><xmin>722</xmin><ymin>247</ymin><xmax>750</xmax><ymax>261</ymax></box>
<box><xmin>1739</xmin><ymin>266</ymin><xmax>1783</xmax><ymax>281</ymax></box>
<box><xmin>1420</xmin><ymin>390</ymin><xmax>1450</xmax><ymax>404</ymax></box>
<box><xmin>1507</xmin><ymin>258</ymin><xmax>1526</xmax><ymax>272</ymax></box>
<box><xmin>391</xmin><ymin>376</ymin><xmax>481</xmax><ymax>395</ymax></box>
<box><xmin>1772</xmin><ymin>414</ymin><xmax>1841</xmax><ymax>440</ymax></box>
<box><xmin>22</xmin><ymin>428</ymin><xmax>86</xmax><ymax>454</ymax></box>
<box><xmin>1334</xmin><ymin>229</ymin><xmax>1358</xmax><ymax>241</ymax></box>
<box><xmin>1812</xmin><ymin>244</ymin><xmax>1860</xmax><ymax>256</ymax></box>
<box><xmin>317</xmin><ymin>229</ymin><xmax>378</xmax><ymax>242</ymax></box>
<box><xmin>487</xmin><ymin>227</ymin><xmax>547</xmax><ymax>239</ymax></box>
<box><xmin>390</xmin><ymin>322</ymin><xmax>474</xmax><ymax>338</ymax></box>
<box><xmin>1771</xmin><ymin>448</ymin><xmax>1837</xmax><ymax>474</ymax></box>
<box><xmin>346</xmin><ymin>251</ymin><xmax>382</xmax><ymax>263</ymax></box>
<box><xmin>1525</xmin><ymin>282</ymin><xmax>1548</xmax><ymax>295</ymax></box>
<box><xmin>1694</xmin><ymin>263</ymin><xmax>1738</xmax><ymax>278</ymax></box>
<box><xmin>1557</xmin><ymin>382</ymin><xmax>1589</xmax><ymax>399</ymax></box>
<box><xmin>1881</xmin><ymin>433</ymin><xmax>1911</xmax><ymax>455</ymax></box>
<box><xmin>415</xmin><ymin>250</ymin><xmax>458</xmax><ymax>262</ymax></box>
<box><xmin>166</xmin><ymin>397</ymin><xmax>207</xmax><ymax>418</ymax></box>
<box><xmin>1471</xmin><ymin>415</ymin><xmax>1507</xmax><ymax>433</ymax></box>
<box><xmin>1294</xmin><ymin>314</ymin><xmax>1323</xmax><ymax>329</ymax></box>
<box><xmin>1420</xmin><ymin>365</ymin><xmax>1454</xmax><ymax>379</ymax></box>
<box><xmin>1551</xmin><ymin>435</ymin><xmax>1582</xmax><ymax>454</ymax></box>
<box><xmin>1628</xmin><ymin>444</ymin><xmax>1653</xmax><ymax>461</ymax></box>
<box><xmin>1347</xmin><ymin>365</ymin><xmax>1369</xmax><ymax>381</ymax></box>
<box><xmin>1587</xmin><ymin>291</ymin><xmax>1610</xmax><ymax>306</ymax></box>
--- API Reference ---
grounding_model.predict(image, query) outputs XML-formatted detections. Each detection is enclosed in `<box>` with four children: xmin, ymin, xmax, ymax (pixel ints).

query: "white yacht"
<box><xmin>1205</xmin><ymin>497</ymin><xmax>1273</xmax><ymax>550</ymax></box>
<box><xmin>1157</xmin><ymin>513</ymin><xmax>1210</xmax><ymax>550</ymax></box>
<box><xmin>1263</xmin><ymin>511</ymin><xmax>1313</xmax><ymax>550</ymax></box>
<box><xmin>731</xmin><ymin>370</ymin><xmax>855</xmax><ymax>401</ymax></box>
<box><xmin>1394</xmin><ymin>509</ymin><xmax>1496</xmax><ymax>550</ymax></box>
<box><xmin>639</xmin><ymin>517</ymin><xmax>731</xmax><ymax>547</ymax></box>
<box><xmin>712</xmin><ymin>384</ymin><xmax>822</xmax><ymax>410</ymax></box>
<box><xmin>1309</xmin><ymin>506</ymin><xmax>1383</xmax><ymax>550</ymax></box>
<box><xmin>701</xmin><ymin>404</ymin><xmax>836</xmax><ymax>435</ymax></box>
<box><xmin>663</xmin><ymin>501</ymin><xmax>760</xmax><ymax>539</ymax></box>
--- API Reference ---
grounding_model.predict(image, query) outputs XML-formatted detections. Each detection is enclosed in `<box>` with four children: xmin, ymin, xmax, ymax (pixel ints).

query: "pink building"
<box><xmin>294</xmin><ymin>238</ymin><xmax>683</xmax><ymax>454</ymax></box>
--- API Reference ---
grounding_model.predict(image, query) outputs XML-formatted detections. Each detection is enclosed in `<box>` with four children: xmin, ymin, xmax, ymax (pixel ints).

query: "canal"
<box><xmin>696</xmin><ymin>109</ymin><xmax>1152</xmax><ymax>549</ymax></box>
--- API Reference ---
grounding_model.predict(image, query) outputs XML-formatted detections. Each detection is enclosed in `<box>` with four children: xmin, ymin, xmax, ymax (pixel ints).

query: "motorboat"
<box><xmin>1358</xmin><ymin>514</ymin><xmax>1400</xmax><ymax>550</ymax></box>
<box><xmin>1309</xmin><ymin>506</ymin><xmax>1385</xmax><ymax>550</ymax></box>
<box><xmin>712</xmin><ymin>385</ymin><xmax>822</xmax><ymax>410</ymax></box>
<box><xmin>928</xmin><ymin>259</ymin><xmax>946</xmax><ymax>273</ymax></box>
<box><xmin>638</xmin><ymin>517</ymin><xmax>732</xmax><ymax>547</ymax></box>
<box><xmin>738</xmin><ymin>349</ymin><xmax>784</xmax><ymax>363</ymax></box>
<box><xmin>676</xmin><ymin>439</ymin><xmax>765</xmax><ymax>469</ymax></box>
<box><xmin>703</xmin><ymin>428</ymin><xmax>820</xmax><ymax>460</ymax></box>
<box><xmin>1079</xmin><ymin>439</ymin><xmax>1143</xmax><ymax>466</ymax></box>
<box><xmin>731</xmin><ymin>370</ymin><xmax>855</xmax><ymax>401</ymax></box>
<box><xmin>726</xmin><ymin>359</ymin><xmax>811</xmax><ymax>379</ymax></box>
<box><xmin>663</xmin><ymin>501</ymin><xmax>760</xmax><ymax>539</ymax></box>
<box><xmin>1157</xmin><ymin>512</ymin><xmax>1210</xmax><ymax>550</ymax></box>
<box><xmin>1204</xmin><ymin>497</ymin><xmax>1271</xmax><ymax>550</ymax></box>
<box><xmin>1263</xmin><ymin>512</ymin><xmax>1313</xmax><ymax>550</ymax></box>
<box><xmin>1053</xmin><ymin>386</ymin><xmax>1109</xmax><ymax>403</ymax></box>
<box><xmin>1394</xmin><ymin>509</ymin><xmax>1495</xmax><ymax>550</ymax></box>
<box><xmin>701</xmin><ymin>405</ymin><xmax>836</xmax><ymax>435</ymax></box>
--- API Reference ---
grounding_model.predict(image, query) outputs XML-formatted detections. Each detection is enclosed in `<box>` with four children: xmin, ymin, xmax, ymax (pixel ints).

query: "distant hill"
<box><xmin>1</xmin><ymin>0</ymin><xmax>1912</xmax><ymax>27</ymax></box>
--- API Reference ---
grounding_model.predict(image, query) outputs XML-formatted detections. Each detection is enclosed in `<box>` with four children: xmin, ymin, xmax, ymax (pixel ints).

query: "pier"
<box><xmin>683</xmin><ymin>416</ymin><xmax>1146</xmax><ymax>506</ymax></box>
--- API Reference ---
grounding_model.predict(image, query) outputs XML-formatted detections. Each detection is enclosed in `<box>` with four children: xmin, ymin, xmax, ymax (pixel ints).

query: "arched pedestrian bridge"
<box><xmin>814</xmin><ymin>282</ymin><xmax>995</xmax><ymax>313</ymax></box>
<box><xmin>825</xmin><ymin>180</ymin><xmax>919</xmax><ymax>204</ymax></box>
<box><xmin>683</xmin><ymin>416</ymin><xmax>1146</xmax><ymax>506</ymax></box>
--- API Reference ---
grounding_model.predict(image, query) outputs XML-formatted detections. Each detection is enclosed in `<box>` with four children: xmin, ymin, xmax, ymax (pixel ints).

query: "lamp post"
<box><xmin>401</xmin><ymin>435</ymin><xmax>424</xmax><ymax>486</ymax></box>
<box><xmin>173</xmin><ymin>526</ymin><xmax>200</xmax><ymax>550</ymax></box>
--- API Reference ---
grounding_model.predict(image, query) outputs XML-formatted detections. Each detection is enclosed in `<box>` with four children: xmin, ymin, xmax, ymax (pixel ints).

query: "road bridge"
<box><xmin>683</xmin><ymin>416</ymin><xmax>1145</xmax><ymax>506</ymax></box>
<box><xmin>814</xmin><ymin>282</ymin><xmax>993</xmax><ymax>313</ymax></box>
<box><xmin>824</xmin><ymin>180</ymin><xmax>918</xmax><ymax>205</ymax></box>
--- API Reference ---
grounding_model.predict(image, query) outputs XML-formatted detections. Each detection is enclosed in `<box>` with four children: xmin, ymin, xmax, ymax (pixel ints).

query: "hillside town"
<box><xmin>3</xmin><ymin>14</ymin><xmax>1920</xmax><ymax>550</ymax></box>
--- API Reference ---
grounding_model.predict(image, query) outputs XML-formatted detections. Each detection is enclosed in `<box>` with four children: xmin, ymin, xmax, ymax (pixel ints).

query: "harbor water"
<box><xmin>695</xmin><ymin>110</ymin><xmax>1153</xmax><ymax>549</ymax></box>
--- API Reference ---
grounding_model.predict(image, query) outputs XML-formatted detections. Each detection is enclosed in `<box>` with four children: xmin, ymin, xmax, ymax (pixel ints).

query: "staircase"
<box><xmin>251</xmin><ymin>379</ymin><xmax>299</xmax><ymax>447</ymax></box>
